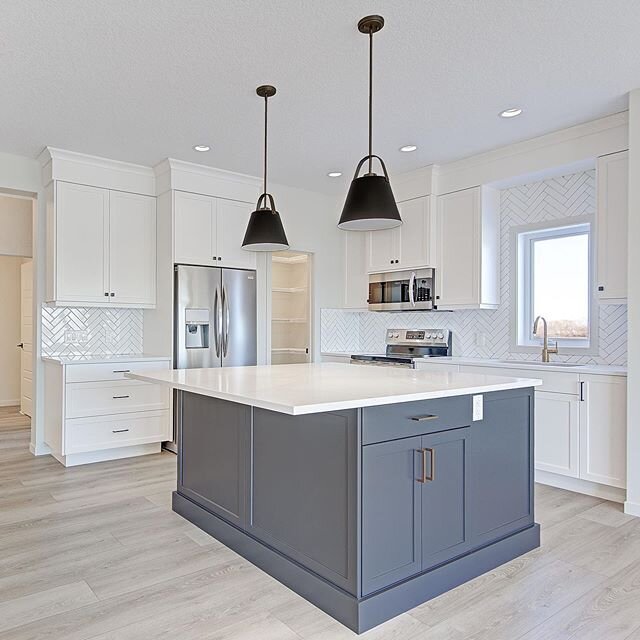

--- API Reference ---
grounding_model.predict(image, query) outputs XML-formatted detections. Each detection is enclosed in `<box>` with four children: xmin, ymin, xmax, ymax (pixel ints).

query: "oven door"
<box><xmin>368</xmin><ymin>268</ymin><xmax>435</xmax><ymax>311</ymax></box>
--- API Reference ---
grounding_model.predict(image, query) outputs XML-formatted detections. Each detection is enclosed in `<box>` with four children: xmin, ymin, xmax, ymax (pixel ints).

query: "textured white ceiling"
<box><xmin>2</xmin><ymin>1</ymin><xmax>640</xmax><ymax>194</ymax></box>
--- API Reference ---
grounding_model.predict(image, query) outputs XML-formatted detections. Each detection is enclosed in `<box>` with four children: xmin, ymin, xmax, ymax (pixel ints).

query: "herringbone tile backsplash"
<box><xmin>42</xmin><ymin>306</ymin><xmax>144</xmax><ymax>357</ymax></box>
<box><xmin>322</xmin><ymin>170</ymin><xmax>628</xmax><ymax>366</ymax></box>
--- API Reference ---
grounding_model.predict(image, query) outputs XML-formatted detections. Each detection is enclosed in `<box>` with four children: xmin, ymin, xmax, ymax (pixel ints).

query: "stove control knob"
<box><xmin>437</xmin><ymin>332</ymin><xmax>444</xmax><ymax>339</ymax></box>
<box><xmin>425</xmin><ymin>333</ymin><xmax>432</xmax><ymax>339</ymax></box>
<box><xmin>393</xmin><ymin>333</ymin><xmax>400</xmax><ymax>338</ymax></box>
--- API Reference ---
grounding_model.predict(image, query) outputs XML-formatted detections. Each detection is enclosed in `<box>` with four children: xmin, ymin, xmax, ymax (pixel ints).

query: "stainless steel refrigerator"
<box><xmin>167</xmin><ymin>264</ymin><xmax>257</xmax><ymax>451</ymax></box>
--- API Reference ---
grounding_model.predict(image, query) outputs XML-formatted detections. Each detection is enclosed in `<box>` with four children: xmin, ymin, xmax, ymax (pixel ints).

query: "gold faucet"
<box><xmin>533</xmin><ymin>316</ymin><xmax>558</xmax><ymax>363</ymax></box>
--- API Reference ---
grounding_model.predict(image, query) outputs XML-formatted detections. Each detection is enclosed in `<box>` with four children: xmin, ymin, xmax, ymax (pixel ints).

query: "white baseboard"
<box><xmin>624</xmin><ymin>501</ymin><xmax>640</xmax><ymax>517</ymax></box>
<box><xmin>51</xmin><ymin>443</ymin><xmax>162</xmax><ymax>467</ymax></box>
<box><xmin>536</xmin><ymin>470</ymin><xmax>626</xmax><ymax>503</ymax></box>
<box><xmin>0</xmin><ymin>399</ymin><xmax>20</xmax><ymax>407</ymax></box>
<box><xmin>30</xmin><ymin>442</ymin><xmax>52</xmax><ymax>456</ymax></box>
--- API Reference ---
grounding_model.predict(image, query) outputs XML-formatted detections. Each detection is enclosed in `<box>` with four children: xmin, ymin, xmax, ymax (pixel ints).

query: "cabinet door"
<box><xmin>398</xmin><ymin>197</ymin><xmax>431</xmax><ymax>269</ymax></box>
<box><xmin>344</xmin><ymin>231</ymin><xmax>368</xmax><ymax>308</ymax></box>
<box><xmin>535</xmin><ymin>391</ymin><xmax>580</xmax><ymax>478</ymax></box>
<box><xmin>436</xmin><ymin>188</ymin><xmax>480</xmax><ymax>307</ymax></box>
<box><xmin>420</xmin><ymin>428</ymin><xmax>470</xmax><ymax>570</ymax></box>
<box><xmin>367</xmin><ymin>226</ymin><xmax>400</xmax><ymax>273</ymax></box>
<box><xmin>362</xmin><ymin>436</ymin><xmax>421</xmax><ymax>595</ymax></box>
<box><xmin>579</xmin><ymin>375</ymin><xmax>627</xmax><ymax>488</ymax></box>
<box><xmin>174</xmin><ymin>191</ymin><xmax>216</xmax><ymax>265</ymax></box>
<box><xmin>109</xmin><ymin>191</ymin><xmax>156</xmax><ymax>306</ymax></box>
<box><xmin>596</xmin><ymin>151</ymin><xmax>628</xmax><ymax>302</ymax></box>
<box><xmin>178</xmin><ymin>392</ymin><xmax>250</xmax><ymax>527</ymax></box>
<box><xmin>216</xmin><ymin>199</ymin><xmax>256</xmax><ymax>269</ymax></box>
<box><xmin>468</xmin><ymin>390</ymin><xmax>533</xmax><ymax>544</ymax></box>
<box><xmin>56</xmin><ymin>181</ymin><xmax>109</xmax><ymax>303</ymax></box>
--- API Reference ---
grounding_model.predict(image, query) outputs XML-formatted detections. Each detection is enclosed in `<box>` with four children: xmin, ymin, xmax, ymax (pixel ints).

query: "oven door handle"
<box><xmin>409</xmin><ymin>272</ymin><xmax>416</xmax><ymax>307</ymax></box>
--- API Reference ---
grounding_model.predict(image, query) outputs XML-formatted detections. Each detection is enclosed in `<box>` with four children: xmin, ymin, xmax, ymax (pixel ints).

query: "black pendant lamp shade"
<box><xmin>242</xmin><ymin>85</ymin><xmax>289</xmax><ymax>251</ymax></box>
<box><xmin>338</xmin><ymin>15</ymin><xmax>402</xmax><ymax>231</ymax></box>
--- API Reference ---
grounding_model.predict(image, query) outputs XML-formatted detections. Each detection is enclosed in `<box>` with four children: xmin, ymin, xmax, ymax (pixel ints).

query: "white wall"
<box><xmin>0</xmin><ymin>256</ymin><xmax>24</xmax><ymax>405</ymax></box>
<box><xmin>0</xmin><ymin>151</ymin><xmax>45</xmax><ymax>454</ymax></box>
<box><xmin>0</xmin><ymin>194</ymin><xmax>32</xmax><ymax>257</ymax></box>
<box><xmin>626</xmin><ymin>90</ymin><xmax>640</xmax><ymax>517</ymax></box>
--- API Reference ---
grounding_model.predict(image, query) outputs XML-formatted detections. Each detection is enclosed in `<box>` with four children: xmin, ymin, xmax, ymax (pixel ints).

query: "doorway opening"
<box><xmin>0</xmin><ymin>192</ymin><xmax>35</xmax><ymax>435</ymax></box>
<box><xmin>270</xmin><ymin>250</ymin><xmax>312</xmax><ymax>364</ymax></box>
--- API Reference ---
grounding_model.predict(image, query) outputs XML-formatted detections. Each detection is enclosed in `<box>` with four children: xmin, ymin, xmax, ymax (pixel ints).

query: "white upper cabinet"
<box><xmin>49</xmin><ymin>182</ymin><xmax>156</xmax><ymax>308</ymax></box>
<box><xmin>435</xmin><ymin>186</ymin><xmax>499</xmax><ymax>310</ymax></box>
<box><xmin>174</xmin><ymin>191</ymin><xmax>217</xmax><ymax>266</ymax></box>
<box><xmin>216</xmin><ymin>198</ymin><xmax>256</xmax><ymax>270</ymax></box>
<box><xmin>344</xmin><ymin>231</ymin><xmax>368</xmax><ymax>308</ymax></box>
<box><xmin>109</xmin><ymin>191</ymin><xmax>157</xmax><ymax>306</ymax></box>
<box><xmin>366</xmin><ymin>195</ymin><xmax>432</xmax><ymax>273</ymax></box>
<box><xmin>174</xmin><ymin>191</ymin><xmax>255</xmax><ymax>270</ymax></box>
<box><xmin>596</xmin><ymin>150</ymin><xmax>628</xmax><ymax>303</ymax></box>
<box><xmin>55</xmin><ymin>182</ymin><xmax>109</xmax><ymax>304</ymax></box>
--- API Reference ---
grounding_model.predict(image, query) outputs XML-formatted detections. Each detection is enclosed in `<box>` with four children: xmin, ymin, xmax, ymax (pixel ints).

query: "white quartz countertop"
<box><xmin>321</xmin><ymin>352</ymin><xmax>626</xmax><ymax>376</ymax></box>
<box><xmin>127</xmin><ymin>363</ymin><xmax>542</xmax><ymax>415</ymax></box>
<box><xmin>42</xmin><ymin>354</ymin><xmax>171</xmax><ymax>365</ymax></box>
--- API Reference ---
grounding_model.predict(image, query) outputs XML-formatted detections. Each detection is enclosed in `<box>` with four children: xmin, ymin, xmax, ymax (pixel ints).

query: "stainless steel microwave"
<box><xmin>368</xmin><ymin>268</ymin><xmax>436</xmax><ymax>311</ymax></box>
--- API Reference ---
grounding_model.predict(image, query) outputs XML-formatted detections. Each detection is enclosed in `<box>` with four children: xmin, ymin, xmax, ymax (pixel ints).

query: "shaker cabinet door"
<box><xmin>109</xmin><ymin>191</ymin><xmax>156</xmax><ymax>306</ymax></box>
<box><xmin>362</xmin><ymin>436</ymin><xmax>422</xmax><ymax>594</ymax></box>
<box><xmin>216</xmin><ymin>198</ymin><xmax>256</xmax><ymax>269</ymax></box>
<box><xmin>55</xmin><ymin>181</ymin><xmax>109</xmax><ymax>303</ymax></box>
<box><xmin>174</xmin><ymin>191</ymin><xmax>217</xmax><ymax>266</ymax></box>
<box><xmin>420</xmin><ymin>428</ymin><xmax>470</xmax><ymax>570</ymax></box>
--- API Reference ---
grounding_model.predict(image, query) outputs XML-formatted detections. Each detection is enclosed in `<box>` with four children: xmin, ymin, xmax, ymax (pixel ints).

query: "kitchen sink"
<box><xmin>495</xmin><ymin>360</ymin><xmax>584</xmax><ymax>368</ymax></box>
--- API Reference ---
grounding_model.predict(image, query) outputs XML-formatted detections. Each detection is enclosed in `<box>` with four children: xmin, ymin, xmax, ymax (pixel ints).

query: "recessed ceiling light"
<box><xmin>327</xmin><ymin>171</ymin><xmax>343</xmax><ymax>178</ymax></box>
<box><xmin>399</xmin><ymin>144</ymin><xmax>417</xmax><ymax>152</ymax></box>
<box><xmin>193</xmin><ymin>144</ymin><xmax>211</xmax><ymax>152</ymax></box>
<box><xmin>499</xmin><ymin>108</ymin><xmax>523</xmax><ymax>118</ymax></box>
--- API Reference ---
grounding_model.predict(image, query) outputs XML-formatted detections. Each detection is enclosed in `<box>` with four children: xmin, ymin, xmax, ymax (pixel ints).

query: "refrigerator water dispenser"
<box><xmin>185</xmin><ymin>308</ymin><xmax>210</xmax><ymax>349</ymax></box>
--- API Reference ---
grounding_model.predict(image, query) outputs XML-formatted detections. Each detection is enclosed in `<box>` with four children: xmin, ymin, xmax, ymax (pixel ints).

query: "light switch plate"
<box><xmin>472</xmin><ymin>395</ymin><xmax>483</xmax><ymax>421</ymax></box>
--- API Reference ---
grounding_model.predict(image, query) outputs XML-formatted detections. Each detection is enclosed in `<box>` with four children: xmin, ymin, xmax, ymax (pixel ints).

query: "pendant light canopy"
<box><xmin>338</xmin><ymin>15</ymin><xmax>401</xmax><ymax>231</ymax></box>
<box><xmin>242</xmin><ymin>85</ymin><xmax>289</xmax><ymax>251</ymax></box>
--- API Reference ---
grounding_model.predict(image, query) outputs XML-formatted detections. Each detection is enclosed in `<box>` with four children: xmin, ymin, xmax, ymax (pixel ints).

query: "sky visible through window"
<box><xmin>533</xmin><ymin>233</ymin><xmax>589</xmax><ymax>338</ymax></box>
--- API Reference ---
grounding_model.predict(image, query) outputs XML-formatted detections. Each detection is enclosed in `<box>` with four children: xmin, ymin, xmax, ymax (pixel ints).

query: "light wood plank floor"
<box><xmin>1</xmin><ymin>406</ymin><xmax>639</xmax><ymax>639</ymax></box>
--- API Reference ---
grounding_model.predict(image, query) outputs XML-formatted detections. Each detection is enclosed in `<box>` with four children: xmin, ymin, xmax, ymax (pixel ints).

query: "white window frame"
<box><xmin>511</xmin><ymin>215</ymin><xmax>598</xmax><ymax>356</ymax></box>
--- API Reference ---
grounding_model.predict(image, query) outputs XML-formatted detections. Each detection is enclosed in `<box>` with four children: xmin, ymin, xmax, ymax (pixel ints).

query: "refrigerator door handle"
<box><xmin>213</xmin><ymin>285</ymin><xmax>222</xmax><ymax>357</ymax></box>
<box><xmin>222</xmin><ymin>285</ymin><xmax>230</xmax><ymax>357</ymax></box>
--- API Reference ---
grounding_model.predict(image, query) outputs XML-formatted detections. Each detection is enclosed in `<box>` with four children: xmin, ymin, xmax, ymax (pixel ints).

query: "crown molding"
<box><xmin>39</xmin><ymin>147</ymin><xmax>155</xmax><ymax>196</ymax></box>
<box><xmin>434</xmin><ymin>111</ymin><xmax>629</xmax><ymax>194</ymax></box>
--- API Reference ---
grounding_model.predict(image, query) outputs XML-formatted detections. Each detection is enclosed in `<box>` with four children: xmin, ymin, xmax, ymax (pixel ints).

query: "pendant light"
<box><xmin>242</xmin><ymin>85</ymin><xmax>289</xmax><ymax>251</ymax></box>
<box><xmin>338</xmin><ymin>15</ymin><xmax>401</xmax><ymax>231</ymax></box>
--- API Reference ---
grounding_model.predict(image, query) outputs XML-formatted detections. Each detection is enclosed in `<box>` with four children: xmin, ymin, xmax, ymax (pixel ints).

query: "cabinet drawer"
<box><xmin>459</xmin><ymin>365</ymin><xmax>578</xmax><ymax>395</ymax></box>
<box><xmin>65</xmin><ymin>360</ymin><xmax>170</xmax><ymax>383</ymax></box>
<box><xmin>65</xmin><ymin>380</ymin><xmax>169</xmax><ymax>418</ymax></box>
<box><xmin>362</xmin><ymin>396</ymin><xmax>472</xmax><ymax>445</ymax></box>
<box><xmin>64</xmin><ymin>410</ymin><xmax>170</xmax><ymax>454</ymax></box>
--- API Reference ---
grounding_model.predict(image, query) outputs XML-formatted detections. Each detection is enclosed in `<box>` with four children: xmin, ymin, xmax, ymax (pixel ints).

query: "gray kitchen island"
<box><xmin>130</xmin><ymin>363</ymin><xmax>542</xmax><ymax>633</ymax></box>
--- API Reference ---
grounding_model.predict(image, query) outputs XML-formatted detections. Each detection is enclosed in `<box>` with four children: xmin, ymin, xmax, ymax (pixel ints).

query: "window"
<box><xmin>515</xmin><ymin>220</ymin><xmax>595</xmax><ymax>351</ymax></box>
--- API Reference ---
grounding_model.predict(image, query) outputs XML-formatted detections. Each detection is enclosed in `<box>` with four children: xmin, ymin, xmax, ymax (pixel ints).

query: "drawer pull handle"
<box><xmin>417</xmin><ymin>447</ymin><xmax>435</xmax><ymax>483</ymax></box>
<box><xmin>113</xmin><ymin>369</ymin><xmax>131</xmax><ymax>374</ymax></box>
<box><xmin>112</xmin><ymin>428</ymin><xmax>130</xmax><ymax>433</ymax></box>
<box><xmin>112</xmin><ymin>395</ymin><xmax>130</xmax><ymax>399</ymax></box>
<box><xmin>411</xmin><ymin>414</ymin><xmax>438</xmax><ymax>422</ymax></box>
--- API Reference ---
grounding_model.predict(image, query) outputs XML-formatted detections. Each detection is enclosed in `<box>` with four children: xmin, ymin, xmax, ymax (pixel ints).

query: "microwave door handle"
<box><xmin>409</xmin><ymin>272</ymin><xmax>416</xmax><ymax>307</ymax></box>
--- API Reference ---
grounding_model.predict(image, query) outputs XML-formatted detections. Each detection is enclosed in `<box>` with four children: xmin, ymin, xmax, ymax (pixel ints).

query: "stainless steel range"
<box><xmin>350</xmin><ymin>329</ymin><xmax>452</xmax><ymax>368</ymax></box>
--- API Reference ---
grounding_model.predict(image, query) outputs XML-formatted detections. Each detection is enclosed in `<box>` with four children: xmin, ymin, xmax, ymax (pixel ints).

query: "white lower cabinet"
<box><xmin>44</xmin><ymin>358</ymin><xmax>171</xmax><ymax>467</ymax></box>
<box><xmin>457</xmin><ymin>364</ymin><xmax>626</xmax><ymax>493</ymax></box>
<box><xmin>535</xmin><ymin>391</ymin><xmax>580</xmax><ymax>478</ymax></box>
<box><xmin>579</xmin><ymin>374</ymin><xmax>627</xmax><ymax>488</ymax></box>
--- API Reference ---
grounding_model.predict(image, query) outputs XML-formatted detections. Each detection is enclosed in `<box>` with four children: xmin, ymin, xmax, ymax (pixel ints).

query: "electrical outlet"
<box><xmin>475</xmin><ymin>332</ymin><xmax>487</xmax><ymax>348</ymax></box>
<box><xmin>472</xmin><ymin>395</ymin><xmax>484</xmax><ymax>421</ymax></box>
<box><xmin>64</xmin><ymin>330</ymin><xmax>77</xmax><ymax>343</ymax></box>
<box><xmin>78</xmin><ymin>330</ymin><xmax>88</xmax><ymax>343</ymax></box>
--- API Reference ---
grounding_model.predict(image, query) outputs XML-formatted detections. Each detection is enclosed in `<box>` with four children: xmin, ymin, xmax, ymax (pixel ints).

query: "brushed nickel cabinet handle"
<box><xmin>112</xmin><ymin>395</ymin><xmax>130</xmax><ymax>399</ymax></box>
<box><xmin>112</xmin><ymin>428</ymin><xmax>129</xmax><ymax>433</ymax></box>
<box><xmin>411</xmin><ymin>414</ymin><xmax>438</xmax><ymax>422</ymax></box>
<box><xmin>417</xmin><ymin>448</ymin><xmax>435</xmax><ymax>483</ymax></box>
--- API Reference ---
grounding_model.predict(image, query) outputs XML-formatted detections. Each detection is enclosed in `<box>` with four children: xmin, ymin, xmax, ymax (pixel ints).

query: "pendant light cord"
<box><xmin>368</xmin><ymin>29</ymin><xmax>373</xmax><ymax>175</ymax></box>
<box><xmin>263</xmin><ymin>94</ymin><xmax>268</xmax><ymax>198</ymax></box>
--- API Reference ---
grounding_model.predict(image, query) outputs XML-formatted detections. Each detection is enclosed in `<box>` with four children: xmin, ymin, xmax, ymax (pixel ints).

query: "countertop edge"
<box><xmin>42</xmin><ymin>355</ymin><xmax>172</xmax><ymax>365</ymax></box>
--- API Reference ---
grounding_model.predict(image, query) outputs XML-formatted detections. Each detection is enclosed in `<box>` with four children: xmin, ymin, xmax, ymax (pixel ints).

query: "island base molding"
<box><xmin>173</xmin><ymin>491</ymin><xmax>540</xmax><ymax>634</ymax></box>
